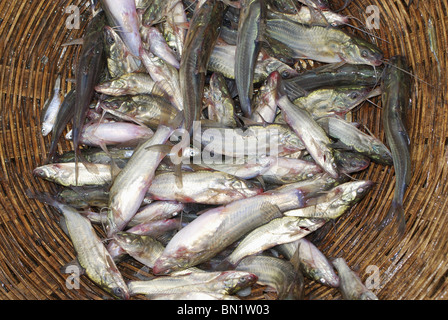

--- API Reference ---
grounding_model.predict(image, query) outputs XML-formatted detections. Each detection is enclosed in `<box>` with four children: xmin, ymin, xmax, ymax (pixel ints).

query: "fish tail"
<box><xmin>378</xmin><ymin>200</ymin><xmax>406</xmax><ymax>237</ymax></box>
<box><xmin>25</xmin><ymin>189</ymin><xmax>59</xmax><ymax>209</ymax></box>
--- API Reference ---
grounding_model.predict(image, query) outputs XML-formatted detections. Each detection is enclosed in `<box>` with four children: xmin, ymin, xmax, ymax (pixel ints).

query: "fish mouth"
<box><xmin>33</xmin><ymin>168</ymin><xmax>46</xmax><ymax>178</ymax></box>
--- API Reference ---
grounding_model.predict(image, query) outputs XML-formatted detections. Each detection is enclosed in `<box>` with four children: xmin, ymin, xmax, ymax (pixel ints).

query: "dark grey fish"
<box><xmin>235</xmin><ymin>0</ymin><xmax>266</xmax><ymax>117</ymax></box>
<box><xmin>180</xmin><ymin>0</ymin><xmax>225</xmax><ymax>133</ymax></box>
<box><xmin>379</xmin><ymin>55</ymin><xmax>412</xmax><ymax>236</ymax></box>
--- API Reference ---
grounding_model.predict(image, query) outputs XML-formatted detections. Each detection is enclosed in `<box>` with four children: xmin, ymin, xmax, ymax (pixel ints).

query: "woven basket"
<box><xmin>0</xmin><ymin>0</ymin><xmax>446</xmax><ymax>300</ymax></box>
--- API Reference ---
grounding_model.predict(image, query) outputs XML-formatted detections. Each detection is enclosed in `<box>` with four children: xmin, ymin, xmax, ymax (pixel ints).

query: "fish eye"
<box><xmin>357</xmin><ymin>188</ymin><xmax>365</xmax><ymax>194</ymax></box>
<box><xmin>107</xmin><ymin>36</ymin><xmax>115</xmax><ymax>45</ymax></box>
<box><xmin>113</xmin><ymin>287</ymin><xmax>124</xmax><ymax>297</ymax></box>
<box><xmin>281</xmin><ymin>70</ymin><xmax>291</xmax><ymax>78</ymax></box>
<box><xmin>361</xmin><ymin>50</ymin><xmax>369</xmax><ymax>58</ymax></box>
<box><xmin>349</xmin><ymin>92</ymin><xmax>359</xmax><ymax>100</ymax></box>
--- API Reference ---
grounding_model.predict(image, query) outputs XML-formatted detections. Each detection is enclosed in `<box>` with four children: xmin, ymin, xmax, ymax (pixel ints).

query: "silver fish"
<box><xmin>41</xmin><ymin>75</ymin><xmax>62</xmax><ymax>136</ymax></box>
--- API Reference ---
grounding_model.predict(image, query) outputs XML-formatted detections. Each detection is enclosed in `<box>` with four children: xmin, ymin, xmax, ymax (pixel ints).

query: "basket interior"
<box><xmin>0</xmin><ymin>0</ymin><xmax>447</xmax><ymax>300</ymax></box>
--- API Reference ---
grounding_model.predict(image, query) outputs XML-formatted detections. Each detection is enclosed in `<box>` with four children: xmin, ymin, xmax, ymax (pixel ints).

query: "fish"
<box><xmin>112</xmin><ymin>232</ymin><xmax>165</xmax><ymax>268</ymax></box>
<box><xmin>332</xmin><ymin>258</ymin><xmax>379</xmax><ymax>300</ymax></box>
<box><xmin>79</xmin><ymin>120</ymin><xmax>154</xmax><ymax>149</ymax></box>
<box><xmin>208</xmin><ymin>42</ymin><xmax>298</xmax><ymax>82</ymax></box>
<box><xmin>72</xmin><ymin>11</ymin><xmax>107</xmax><ymax>184</ymax></box>
<box><xmin>57</xmin><ymin>187</ymin><xmax>110</xmax><ymax>210</ymax></box>
<box><xmin>128</xmin><ymin>270</ymin><xmax>258</xmax><ymax>297</ymax></box>
<box><xmin>56</xmin><ymin>147</ymin><xmax>134</xmax><ymax>169</ymax></box>
<box><xmin>28</xmin><ymin>192</ymin><xmax>129</xmax><ymax>299</ymax></box>
<box><xmin>33</xmin><ymin>163</ymin><xmax>112</xmax><ymax>187</ymax></box>
<box><xmin>284</xmin><ymin>180</ymin><xmax>374</xmax><ymax>219</ymax></box>
<box><xmin>235</xmin><ymin>0</ymin><xmax>266</xmax><ymax>117</ymax></box>
<box><xmin>277</xmin><ymin>238</ymin><xmax>340</xmax><ymax>288</ymax></box>
<box><xmin>45</xmin><ymin>89</ymin><xmax>76</xmax><ymax>164</ymax></box>
<box><xmin>283</xmin><ymin>63</ymin><xmax>384</xmax><ymax>101</ymax></box>
<box><xmin>41</xmin><ymin>75</ymin><xmax>62</xmax><ymax>136</ymax></box>
<box><xmin>152</xmin><ymin>188</ymin><xmax>307</xmax><ymax>274</ymax></box>
<box><xmin>146</xmin><ymin>170</ymin><xmax>264</xmax><ymax>205</ymax></box>
<box><xmin>261</xmin><ymin>157</ymin><xmax>323</xmax><ymax>184</ymax></box>
<box><xmin>221</xmin><ymin>216</ymin><xmax>327</xmax><ymax>268</ymax></box>
<box><xmin>317</xmin><ymin>116</ymin><xmax>393</xmax><ymax>165</ymax></box>
<box><xmin>100</xmin><ymin>0</ymin><xmax>143</xmax><ymax>57</ymax></box>
<box><xmin>251</xmin><ymin>71</ymin><xmax>281</xmax><ymax>123</ymax></box>
<box><xmin>103</xmin><ymin>25</ymin><xmax>142</xmax><ymax>79</ymax></box>
<box><xmin>273</xmin><ymin>5</ymin><xmax>348</xmax><ymax>27</ymax></box>
<box><xmin>207</xmin><ymin>72</ymin><xmax>238</xmax><ymax>128</ymax></box>
<box><xmin>293</xmin><ymin>85</ymin><xmax>375</xmax><ymax>119</ymax></box>
<box><xmin>277</xmin><ymin>95</ymin><xmax>339</xmax><ymax>178</ymax></box>
<box><xmin>149</xmin><ymin>291</ymin><xmax>241</xmax><ymax>300</ymax></box>
<box><xmin>106</xmin><ymin>114</ymin><xmax>183</xmax><ymax>237</ymax></box>
<box><xmin>100</xmin><ymin>94</ymin><xmax>179</xmax><ymax>130</ymax></box>
<box><xmin>180</xmin><ymin>0</ymin><xmax>225</xmax><ymax>133</ymax></box>
<box><xmin>235</xmin><ymin>255</ymin><xmax>305</xmax><ymax>300</ymax></box>
<box><xmin>107</xmin><ymin>218</ymin><xmax>181</xmax><ymax>261</ymax></box>
<box><xmin>127</xmin><ymin>200</ymin><xmax>185</xmax><ymax>227</ymax></box>
<box><xmin>379</xmin><ymin>55</ymin><xmax>412</xmax><ymax>236</ymax></box>
<box><xmin>265</xmin><ymin>16</ymin><xmax>383</xmax><ymax>65</ymax></box>
<box><xmin>140</xmin><ymin>26</ymin><xmax>180</xmax><ymax>69</ymax></box>
<box><xmin>140</xmin><ymin>48</ymin><xmax>183</xmax><ymax>111</ymax></box>
<box><xmin>194</xmin><ymin>122</ymin><xmax>305</xmax><ymax>160</ymax></box>
<box><xmin>198</xmin><ymin>156</ymin><xmax>274</xmax><ymax>180</ymax></box>
<box><xmin>160</xmin><ymin>1</ymin><xmax>188</xmax><ymax>61</ymax></box>
<box><xmin>95</xmin><ymin>72</ymin><xmax>157</xmax><ymax>96</ymax></box>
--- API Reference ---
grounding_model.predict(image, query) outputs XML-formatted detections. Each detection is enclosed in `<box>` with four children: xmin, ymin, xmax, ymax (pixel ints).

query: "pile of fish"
<box><xmin>31</xmin><ymin>0</ymin><xmax>412</xmax><ymax>300</ymax></box>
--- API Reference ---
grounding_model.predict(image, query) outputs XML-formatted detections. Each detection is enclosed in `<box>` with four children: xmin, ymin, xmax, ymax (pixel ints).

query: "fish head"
<box><xmin>342</xmin><ymin>37</ymin><xmax>384</xmax><ymax>66</ymax></box>
<box><xmin>265</xmin><ymin>59</ymin><xmax>298</xmax><ymax>79</ymax></box>
<box><xmin>33</xmin><ymin>164</ymin><xmax>67</xmax><ymax>181</ymax></box>
<box><xmin>335</xmin><ymin>151</ymin><xmax>371</xmax><ymax>174</ymax></box>
<box><xmin>327</xmin><ymin>12</ymin><xmax>349</xmax><ymax>27</ymax></box>
<box><xmin>223</xmin><ymin>175</ymin><xmax>265</xmax><ymax>197</ymax></box>
<box><xmin>33</xmin><ymin>167</ymin><xmax>51</xmax><ymax>179</ymax></box>
<box><xmin>333</xmin><ymin>86</ymin><xmax>373</xmax><ymax>110</ymax></box>
<box><xmin>369</xmin><ymin>143</ymin><xmax>393</xmax><ymax>166</ymax></box>
<box><xmin>113</xmin><ymin>231</ymin><xmax>142</xmax><ymax>249</ymax></box>
<box><xmin>103</xmin><ymin>25</ymin><xmax>126</xmax><ymax>59</ymax></box>
<box><xmin>109</xmin><ymin>282</ymin><xmax>130</xmax><ymax>300</ymax></box>
<box><xmin>341</xmin><ymin>180</ymin><xmax>374</xmax><ymax>204</ymax></box>
<box><xmin>41</xmin><ymin>123</ymin><xmax>52</xmax><ymax>136</ymax></box>
<box><xmin>219</xmin><ymin>271</ymin><xmax>258</xmax><ymax>295</ymax></box>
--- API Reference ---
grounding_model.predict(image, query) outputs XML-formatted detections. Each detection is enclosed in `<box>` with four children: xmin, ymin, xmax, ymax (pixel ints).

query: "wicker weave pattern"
<box><xmin>0</xmin><ymin>0</ymin><xmax>446</xmax><ymax>300</ymax></box>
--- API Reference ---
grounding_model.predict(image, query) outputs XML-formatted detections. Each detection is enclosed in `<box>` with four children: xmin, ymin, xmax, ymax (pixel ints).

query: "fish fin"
<box><xmin>61</xmin><ymin>38</ymin><xmax>84</xmax><ymax>46</ymax></box>
<box><xmin>377</xmin><ymin>200</ymin><xmax>406</xmax><ymax>238</ymax></box>
<box><xmin>255</xmin><ymin>176</ymin><xmax>266</xmax><ymax>190</ymax></box>
<box><xmin>58</xmin><ymin>215</ymin><xmax>70</xmax><ymax>236</ymax></box>
<box><xmin>328</xmin><ymin>140</ymin><xmax>351</xmax><ymax>151</ymax></box>
<box><xmin>235</xmin><ymin>114</ymin><xmax>260</xmax><ymax>127</ymax></box>
<box><xmin>151</xmin><ymin>80</ymin><xmax>173</xmax><ymax>100</ymax></box>
<box><xmin>214</xmin><ymin>259</ymin><xmax>236</xmax><ymax>271</ymax></box>
<box><xmin>174</xmin><ymin>163</ymin><xmax>183</xmax><ymax>189</ymax></box>
<box><xmin>159</xmin><ymin>108</ymin><xmax>184</xmax><ymax>129</ymax></box>
<box><xmin>174</xmin><ymin>21</ymin><xmax>190</xmax><ymax>30</ymax></box>
<box><xmin>97</xmin><ymin>142</ymin><xmax>122</xmax><ymax>181</ymax></box>
<box><xmin>144</xmin><ymin>144</ymin><xmax>173</xmax><ymax>154</ymax></box>
<box><xmin>25</xmin><ymin>189</ymin><xmax>58</xmax><ymax>207</ymax></box>
<box><xmin>318</xmin><ymin>61</ymin><xmax>348</xmax><ymax>74</ymax></box>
